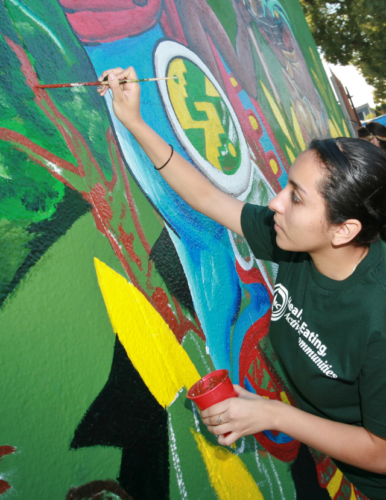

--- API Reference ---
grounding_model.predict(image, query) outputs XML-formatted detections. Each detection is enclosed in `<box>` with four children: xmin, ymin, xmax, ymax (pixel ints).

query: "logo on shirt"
<box><xmin>270</xmin><ymin>283</ymin><xmax>338</xmax><ymax>378</ymax></box>
<box><xmin>271</xmin><ymin>283</ymin><xmax>289</xmax><ymax>321</ymax></box>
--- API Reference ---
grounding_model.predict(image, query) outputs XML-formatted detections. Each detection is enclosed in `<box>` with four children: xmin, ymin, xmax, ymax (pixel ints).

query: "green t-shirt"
<box><xmin>241</xmin><ymin>203</ymin><xmax>386</xmax><ymax>500</ymax></box>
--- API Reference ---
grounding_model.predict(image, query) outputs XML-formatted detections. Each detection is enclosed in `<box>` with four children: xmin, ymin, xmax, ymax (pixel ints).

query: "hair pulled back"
<box><xmin>309</xmin><ymin>137</ymin><xmax>386</xmax><ymax>245</ymax></box>
<box><xmin>358</xmin><ymin>121</ymin><xmax>386</xmax><ymax>153</ymax></box>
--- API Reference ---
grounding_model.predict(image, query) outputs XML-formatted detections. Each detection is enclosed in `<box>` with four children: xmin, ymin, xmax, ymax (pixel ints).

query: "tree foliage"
<box><xmin>300</xmin><ymin>0</ymin><xmax>386</xmax><ymax>103</ymax></box>
<box><xmin>375</xmin><ymin>103</ymin><xmax>386</xmax><ymax>117</ymax></box>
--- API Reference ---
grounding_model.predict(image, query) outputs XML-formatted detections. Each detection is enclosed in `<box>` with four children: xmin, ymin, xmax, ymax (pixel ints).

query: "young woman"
<box><xmin>98</xmin><ymin>67</ymin><xmax>386</xmax><ymax>500</ymax></box>
<box><xmin>358</xmin><ymin>121</ymin><xmax>386</xmax><ymax>154</ymax></box>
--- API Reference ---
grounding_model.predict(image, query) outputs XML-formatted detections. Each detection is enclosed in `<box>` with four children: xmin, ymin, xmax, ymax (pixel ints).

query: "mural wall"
<box><xmin>0</xmin><ymin>0</ymin><xmax>362</xmax><ymax>499</ymax></box>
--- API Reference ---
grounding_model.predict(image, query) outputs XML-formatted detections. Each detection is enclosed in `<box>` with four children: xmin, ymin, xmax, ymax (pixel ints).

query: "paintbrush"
<box><xmin>36</xmin><ymin>76</ymin><xmax>178</xmax><ymax>89</ymax></box>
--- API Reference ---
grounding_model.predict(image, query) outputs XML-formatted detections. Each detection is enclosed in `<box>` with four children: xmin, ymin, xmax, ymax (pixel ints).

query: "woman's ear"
<box><xmin>371</xmin><ymin>136</ymin><xmax>380</xmax><ymax>148</ymax></box>
<box><xmin>332</xmin><ymin>219</ymin><xmax>362</xmax><ymax>246</ymax></box>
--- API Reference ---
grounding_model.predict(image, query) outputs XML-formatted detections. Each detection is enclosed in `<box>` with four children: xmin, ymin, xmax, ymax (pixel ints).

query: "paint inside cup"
<box><xmin>188</xmin><ymin>371</ymin><xmax>228</xmax><ymax>397</ymax></box>
<box><xmin>187</xmin><ymin>369</ymin><xmax>238</xmax><ymax>411</ymax></box>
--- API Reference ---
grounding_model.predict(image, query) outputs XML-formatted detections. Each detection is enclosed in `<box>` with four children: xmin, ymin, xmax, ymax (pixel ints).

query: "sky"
<box><xmin>321</xmin><ymin>59</ymin><xmax>375</xmax><ymax>109</ymax></box>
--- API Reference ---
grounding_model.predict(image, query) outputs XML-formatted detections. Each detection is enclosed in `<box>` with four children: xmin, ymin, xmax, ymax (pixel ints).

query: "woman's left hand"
<box><xmin>200</xmin><ymin>385</ymin><xmax>275</xmax><ymax>446</ymax></box>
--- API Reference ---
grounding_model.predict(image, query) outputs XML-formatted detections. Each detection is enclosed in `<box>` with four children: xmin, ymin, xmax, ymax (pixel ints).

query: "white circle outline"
<box><xmin>154</xmin><ymin>40</ymin><xmax>251</xmax><ymax>196</ymax></box>
<box><xmin>228</xmin><ymin>229</ymin><xmax>255</xmax><ymax>271</ymax></box>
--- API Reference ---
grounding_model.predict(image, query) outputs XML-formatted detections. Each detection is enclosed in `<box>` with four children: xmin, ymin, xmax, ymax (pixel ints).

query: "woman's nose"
<box><xmin>268</xmin><ymin>191</ymin><xmax>284</xmax><ymax>213</ymax></box>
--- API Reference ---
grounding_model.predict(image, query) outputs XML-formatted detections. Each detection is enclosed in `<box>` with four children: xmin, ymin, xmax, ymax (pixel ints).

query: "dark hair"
<box><xmin>357</xmin><ymin>126</ymin><xmax>372</xmax><ymax>139</ymax></box>
<box><xmin>66</xmin><ymin>479</ymin><xmax>133</xmax><ymax>500</ymax></box>
<box><xmin>358</xmin><ymin>122</ymin><xmax>386</xmax><ymax>153</ymax></box>
<box><xmin>366</xmin><ymin>121</ymin><xmax>386</xmax><ymax>139</ymax></box>
<box><xmin>309</xmin><ymin>137</ymin><xmax>386</xmax><ymax>245</ymax></box>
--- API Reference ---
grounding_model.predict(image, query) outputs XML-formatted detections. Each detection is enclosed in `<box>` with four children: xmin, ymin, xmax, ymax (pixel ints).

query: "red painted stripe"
<box><xmin>64</xmin><ymin>0</ymin><xmax>162</xmax><ymax>43</ymax></box>
<box><xmin>0</xmin><ymin>128</ymin><xmax>79</xmax><ymax>175</ymax></box>
<box><xmin>59</xmin><ymin>0</ymin><xmax>144</xmax><ymax>11</ymax></box>
<box><xmin>160</xmin><ymin>0</ymin><xmax>187</xmax><ymax>45</ymax></box>
<box><xmin>0</xmin><ymin>480</ymin><xmax>11</xmax><ymax>495</ymax></box>
<box><xmin>0</xmin><ymin>446</ymin><xmax>15</xmax><ymax>459</ymax></box>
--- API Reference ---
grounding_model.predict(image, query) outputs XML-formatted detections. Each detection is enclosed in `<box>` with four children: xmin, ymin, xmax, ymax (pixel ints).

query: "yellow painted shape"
<box><xmin>327</xmin><ymin>468</ymin><xmax>343</xmax><ymax>498</ymax></box>
<box><xmin>311</xmin><ymin>68</ymin><xmax>330</xmax><ymax>111</ymax></box>
<box><xmin>192</xmin><ymin>430</ymin><xmax>264</xmax><ymax>500</ymax></box>
<box><xmin>332</xmin><ymin>115</ymin><xmax>343</xmax><ymax>137</ymax></box>
<box><xmin>228</xmin><ymin>142</ymin><xmax>236</xmax><ymax>157</ymax></box>
<box><xmin>291</xmin><ymin>105</ymin><xmax>306</xmax><ymax>151</ymax></box>
<box><xmin>205</xmin><ymin>76</ymin><xmax>220</xmax><ymax>97</ymax></box>
<box><xmin>249</xmin><ymin>115</ymin><xmax>259</xmax><ymax>130</ymax></box>
<box><xmin>230</xmin><ymin>77</ymin><xmax>238</xmax><ymax>88</ymax></box>
<box><xmin>309</xmin><ymin>47</ymin><xmax>339</xmax><ymax>113</ymax></box>
<box><xmin>280</xmin><ymin>391</ymin><xmax>290</xmax><ymax>405</ymax></box>
<box><xmin>285</xmin><ymin>145</ymin><xmax>296</xmax><ymax>164</ymax></box>
<box><xmin>350</xmin><ymin>484</ymin><xmax>357</xmax><ymax>500</ymax></box>
<box><xmin>269</xmin><ymin>159</ymin><xmax>278</xmax><ymax>175</ymax></box>
<box><xmin>94</xmin><ymin>258</ymin><xmax>200</xmax><ymax>408</ymax></box>
<box><xmin>261</xmin><ymin>81</ymin><xmax>295</xmax><ymax>147</ymax></box>
<box><xmin>328</xmin><ymin>119</ymin><xmax>340</xmax><ymax>138</ymax></box>
<box><xmin>342</xmin><ymin>120</ymin><xmax>350</xmax><ymax>138</ymax></box>
<box><xmin>168</xmin><ymin>59</ymin><xmax>225</xmax><ymax>170</ymax></box>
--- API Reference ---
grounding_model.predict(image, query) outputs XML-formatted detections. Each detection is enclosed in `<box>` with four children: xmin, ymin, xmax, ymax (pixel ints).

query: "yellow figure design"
<box><xmin>285</xmin><ymin>145</ymin><xmax>296</xmax><ymax>164</ymax></box>
<box><xmin>192</xmin><ymin>431</ymin><xmax>264</xmax><ymax>500</ymax></box>
<box><xmin>326</xmin><ymin>468</ymin><xmax>343</xmax><ymax>498</ymax></box>
<box><xmin>328</xmin><ymin>119</ymin><xmax>340</xmax><ymax>139</ymax></box>
<box><xmin>206</xmin><ymin>77</ymin><xmax>221</xmax><ymax>97</ymax></box>
<box><xmin>291</xmin><ymin>105</ymin><xmax>306</xmax><ymax>151</ymax></box>
<box><xmin>167</xmin><ymin>58</ymin><xmax>225</xmax><ymax>170</ymax></box>
<box><xmin>94</xmin><ymin>258</ymin><xmax>200</xmax><ymax>408</ymax></box>
<box><xmin>261</xmin><ymin>81</ymin><xmax>295</xmax><ymax>148</ymax></box>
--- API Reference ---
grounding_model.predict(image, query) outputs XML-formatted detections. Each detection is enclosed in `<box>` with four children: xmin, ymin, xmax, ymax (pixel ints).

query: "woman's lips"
<box><xmin>274</xmin><ymin>218</ymin><xmax>282</xmax><ymax>232</ymax></box>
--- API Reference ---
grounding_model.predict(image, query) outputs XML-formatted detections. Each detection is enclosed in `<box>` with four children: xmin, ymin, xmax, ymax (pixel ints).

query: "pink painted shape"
<box><xmin>64</xmin><ymin>0</ymin><xmax>162</xmax><ymax>43</ymax></box>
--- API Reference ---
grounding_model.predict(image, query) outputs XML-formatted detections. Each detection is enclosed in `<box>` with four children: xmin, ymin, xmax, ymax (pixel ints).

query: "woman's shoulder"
<box><xmin>369</xmin><ymin>239</ymin><xmax>386</xmax><ymax>293</ymax></box>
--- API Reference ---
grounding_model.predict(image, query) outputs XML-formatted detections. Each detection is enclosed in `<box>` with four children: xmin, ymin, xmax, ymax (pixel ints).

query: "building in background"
<box><xmin>356</xmin><ymin>103</ymin><xmax>373</xmax><ymax>121</ymax></box>
<box><xmin>330</xmin><ymin>71</ymin><xmax>362</xmax><ymax>134</ymax></box>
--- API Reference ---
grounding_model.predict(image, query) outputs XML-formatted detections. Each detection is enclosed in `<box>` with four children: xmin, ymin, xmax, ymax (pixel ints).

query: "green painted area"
<box><xmin>0</xmin><ymin>140</ymin><xmax>68</xmax><ymax>300</ymax></box>
<box><xmin>0</xmin><ymin>141</ymin><xmax>65</xmax><ymax>224</ymax></box>
<box><xmin>250</xmin><ymin>26</ymin><xmax>302</xmax><ymax>162</ymax></box>
<box><xmin>169</xmin><ymin>391</ymin><xmax>297</xmax><ymax>500</ymax></box>
<box><xmin>240</xmin><ymin>436</ymin><xmax>297</xmax><ymax>500</ymax></box>
<box><xmin>0</xmin><ymin>34</ymin><xmax>77</xmax><ymax>165</ymax></box>
<box><xmin>168</xmin><ymin>334</ymin><xmax>218</xmax><ymax>499</ymax></box>
<box><xmin>176</xmin><ymin>333</ymin><xmax>296</xmax><ymax>499</ymax></box>
<box><xmin>177</xmin><ymin>59</ymin><xmax>242</xmax><ymax>175</ymax></box>
<box><xmin>0</xmin><ymin>219</ymin><xmax>33</xmax><ymax>297</ymax></box>
<box><xmin>207</xmin><ymin>0</ymin><xmax>238</xmax><ymax>50</ymax></box>
<box><xmin>2</xmin><ymin>0</ymin><xmax>115</xmax><ymax>178</ymax></box>
<box><xmin>265</xmin><ymin>0</ymin><xmax>349</xmax><ymax>137</ymax></box>
<box><xmin>0</xmin><ymin>212</ymin><xmax>124</xmax><ymax>498</ymax></box>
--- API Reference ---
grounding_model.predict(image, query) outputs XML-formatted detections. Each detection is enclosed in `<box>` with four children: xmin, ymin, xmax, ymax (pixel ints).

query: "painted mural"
<box><xmin>0</xmin><ymin>0</ymin><xmax>364</xmax><ymax>499</ymax></box>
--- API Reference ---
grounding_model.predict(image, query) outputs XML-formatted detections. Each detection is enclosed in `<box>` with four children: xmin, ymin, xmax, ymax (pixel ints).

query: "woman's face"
<box><xmin>268</xmin><ymin>150</ymin><xmax>335</xmax><ymax>253</ymax></box>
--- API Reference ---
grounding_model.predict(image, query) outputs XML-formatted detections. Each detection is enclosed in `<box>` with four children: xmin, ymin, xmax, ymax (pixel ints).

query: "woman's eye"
<box><xmin>291</xmin><ymin>191</ymin><xmax>301</xmax><ymax>204</ymax></box>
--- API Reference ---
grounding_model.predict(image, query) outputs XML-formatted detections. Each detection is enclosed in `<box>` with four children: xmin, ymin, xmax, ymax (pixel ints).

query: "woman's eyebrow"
<box><xmin>289</xmin><ymin>179</ymin><xmax>307</xmax><ymax>195</ymax></box>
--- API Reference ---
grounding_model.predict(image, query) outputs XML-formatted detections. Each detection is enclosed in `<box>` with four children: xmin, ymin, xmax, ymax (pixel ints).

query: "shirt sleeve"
<box><xmin>240</xmin><ymin>203</ymin><xmax>280</xmax><ymax>263</ymax></box>
<box><xmin>360</xmin><ymin>333</ymin><xmax>386</xmax><ymax>438</ymax></box>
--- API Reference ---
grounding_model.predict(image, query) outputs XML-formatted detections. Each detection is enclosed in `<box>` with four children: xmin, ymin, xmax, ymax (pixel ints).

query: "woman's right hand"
<box><xmin>97</xmin><ymin>66</ymin><xmax>142</xmax><ymax>129</ymax></box>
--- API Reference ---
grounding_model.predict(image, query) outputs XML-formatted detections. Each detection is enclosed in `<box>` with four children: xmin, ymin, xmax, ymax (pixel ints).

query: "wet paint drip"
<box><xmin>189</xmin><ymin>372</ymin><xmax>227</xmax><ymax>397</ymax></box>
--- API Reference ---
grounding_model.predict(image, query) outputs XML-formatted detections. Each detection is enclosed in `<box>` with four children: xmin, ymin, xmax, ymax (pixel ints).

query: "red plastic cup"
<box><xmin>187</xmin><ymin>369</ymin><xmax>238</xmax><ymax>410</ymax></box>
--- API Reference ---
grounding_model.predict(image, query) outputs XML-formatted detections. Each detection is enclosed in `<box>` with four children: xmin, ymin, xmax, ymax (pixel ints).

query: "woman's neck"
<box><xmin>310</xmin><ymin>244</ymin><xmax>369</xmax><ymax>281</ymax></box>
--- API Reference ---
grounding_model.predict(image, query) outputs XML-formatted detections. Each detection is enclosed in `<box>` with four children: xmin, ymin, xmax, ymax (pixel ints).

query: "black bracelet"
<box><xmin>155</xmin><ymin>145</ymin><xmax>173</xmax><ymax>171</ymax></box>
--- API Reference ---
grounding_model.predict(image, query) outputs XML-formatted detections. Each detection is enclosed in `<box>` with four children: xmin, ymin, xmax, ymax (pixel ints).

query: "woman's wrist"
<box><xmin>265</xmin><ymin>398</ymin><xmax>290</xmax><ymax>433</ymax></box>
<box><xmin>122</xmin><ymin>115</ymin><xmax>145</xmax><ymax>134</ymax></box>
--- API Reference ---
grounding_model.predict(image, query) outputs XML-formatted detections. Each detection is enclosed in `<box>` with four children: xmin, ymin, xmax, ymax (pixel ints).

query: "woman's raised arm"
<box><xmin>98</xmin><ymin>67</ymin><xmax>245</xmax><ymax>236</ymax></box>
